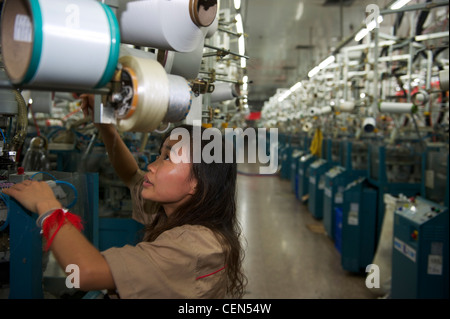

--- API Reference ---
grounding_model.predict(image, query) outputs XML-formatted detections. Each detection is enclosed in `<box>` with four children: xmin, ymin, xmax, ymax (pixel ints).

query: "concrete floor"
<box><xmin>237</xmin><ymin>164</ymin><xmax>377</xmax><ymax>299</ymax></box>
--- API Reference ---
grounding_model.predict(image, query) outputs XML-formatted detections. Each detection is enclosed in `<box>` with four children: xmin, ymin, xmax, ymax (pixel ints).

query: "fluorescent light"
<box><xmin>235</xmin><ymin>14</ymin><xmax>244</xmax><ymax>35</ymax></box>
<box><xmin>295</xmin><ymin>1</ymin><xmax>304</xmax><ymax>21</ymax></box>
<box><xmin>236</xmin><ymin>13</ymin><xmax>246</xmax><ymax>59</ymax></box>
<box><xmin>319</xmin><ymin>55</ymin><xmax>335</xmax><ymax>69</ymax></box>
<box><xmin>241</xmin><ymin>57</ymin><xmax>246</xmax><ymax>68</ymax></box>
<box><xmin>355</xmin><ymin>28</ymin><xmax>369</xmax><ymax>42</ymax></box>
<box><xmin>354</xmin><ymin>15</ymin><xmax>383</xmax><ymax>42</ymax></box>
<box><xmin>390</xmin><ymin>0</ymin><xmax>411</xmax><ymax>10</ymax></box>
<box><xmin>290</xmin><ymin>82</ymin><xmax>303</xmax><ymax>92</ymax></box>
<box><xmin>367</xmin><ymin>15</ymin><xmax>383</xmax><ymax>31</ymax></box>
<box><xmin>238</xmin><ymin>36</ymin><xmax>246</xmax><ymax>55</ymax></box>
<box><xmin>234</xmin><ymin>0</ymin><xmax>241</xmax><ymax>10</ymax></box>
<box><xmin>308</xmin><ymin>66</ymin><xmax>320</xmax><ymax>78</ymax></box>
<box><xmin>278</xmin><ymin>90</ymin><xmax>291</xmax><ymax>102</ymax></box>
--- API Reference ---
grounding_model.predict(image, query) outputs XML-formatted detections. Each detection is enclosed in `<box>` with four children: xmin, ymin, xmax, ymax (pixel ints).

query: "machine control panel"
<box><xmin>395</xmin><ymin>197</ymin><xmax>447</xmax><ymax>225</ymax></box>
<box><xmin>326</xmin><ymin>166</ymin><xmax>345</xmax><ymax>179</ymax></box>
<box><xmin>300</xmin><ymin>154</ymin><xmax>314</xmax><ymax>163</ymax></box>
<box><xmin>310</xmin><ymin>158</ymin><xmax>326</xmax><ymax>169</ymax></box>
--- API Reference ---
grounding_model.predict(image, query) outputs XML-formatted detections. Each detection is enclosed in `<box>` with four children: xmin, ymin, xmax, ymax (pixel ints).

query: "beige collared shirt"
<box><xmin>101</xmin><ymin>170</ymin><xmax>227</xmax><ymax>299</ymax></box>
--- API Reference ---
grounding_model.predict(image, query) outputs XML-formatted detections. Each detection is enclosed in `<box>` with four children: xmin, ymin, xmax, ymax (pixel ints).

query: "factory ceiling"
<box><xmin>221</xmin><ymin>0</ymin><xmax>395</xmax><ymax>112</ymax></box>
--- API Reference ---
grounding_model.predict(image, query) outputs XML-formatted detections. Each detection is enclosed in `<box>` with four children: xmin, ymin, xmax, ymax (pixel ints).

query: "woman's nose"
<box><xmin>147</xmin><ymin>158</ymin><xmax>158</xmax><ymax>172</ymax></box>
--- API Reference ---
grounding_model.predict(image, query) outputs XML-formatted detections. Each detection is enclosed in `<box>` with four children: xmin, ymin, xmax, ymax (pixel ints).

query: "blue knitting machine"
<box><xmin>324</xmin><ymin>139</ymin><xmax>370</xmax><ymax>240</ymax></box>
<box><xmin>296</xmin><ymin>153</ymin><xmax>316</xmax><ymax>202</ymax></box>
<box><xmin>307</xmin><ymin>158</ymin><xmax>331</xmax><ymax>219</ymax></box>
<box><xmin>391</xmin><ymin>196</ymin><xmax>448</xmax><ymax>299</ymax></box>
<box><xmin>338</xmin><ymin>177</ymin><xmax>378</xmax><ymax>273</ymax></box>
<box><xmin>368</xmin><ymin>142</ymin><xmax>423</xmax><ymax>241</ymax></box>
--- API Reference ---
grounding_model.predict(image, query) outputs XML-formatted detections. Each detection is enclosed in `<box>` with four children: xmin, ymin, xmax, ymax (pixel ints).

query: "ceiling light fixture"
<box><xmin>390</xmin><ymin>0</ymin><xmax>411</xmax><ymax>10</ymax></box>
<box><xmin>318</xmin><ymin>55</ymin><xmax>335</xmax><ymax>69</ymax></box>
<box><xmin>278</xmin><ymin>82</ymin><xmax>303</xmax><ymax>102</ymax></box>
<box><xmin>295</xmin><ymin>1</ymin><xmax>304</xmax><ymax>21</ymax></box>
<box><xmin>354</xmin><ymin>15</ymin><xmax>383</xmax><ymax>42</ymax></box>
<box><xmin>234</xmin><ymin>0</ymin><xmax>241</xmax><ymax>10</ymax></box>
<box><xmin>308</xmin><ymin>66</ymin><xmax>320</xmax><ymax>78</ymax></box>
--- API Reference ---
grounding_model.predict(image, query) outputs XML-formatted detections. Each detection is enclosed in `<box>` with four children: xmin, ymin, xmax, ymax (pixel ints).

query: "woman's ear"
<box><xmin>189</xmin><ymin>179</ymin><xmax>198</xmax><ymax>195</ymax></box>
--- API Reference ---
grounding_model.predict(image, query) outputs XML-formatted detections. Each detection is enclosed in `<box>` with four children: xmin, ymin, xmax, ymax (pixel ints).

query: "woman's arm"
<box><xmin>2</xmin><ymin>180</ymin><xmax>116</xmax><ymax>291</ymax></box>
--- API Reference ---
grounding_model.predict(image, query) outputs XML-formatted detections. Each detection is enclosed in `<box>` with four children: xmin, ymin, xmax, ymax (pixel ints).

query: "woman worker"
<box><xmin>3</xmin><ymin>95</ymin><xmax>247</xmax><ymax>299</ymax></box>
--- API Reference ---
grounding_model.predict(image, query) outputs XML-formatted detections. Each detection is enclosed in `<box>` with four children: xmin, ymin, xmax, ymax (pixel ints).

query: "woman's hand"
<box><xmin>80</xmin><ymin>94</ymin><xmax>116</xmax><ymax>133</ymax></box>
<box><xmin>2</xmin><ymin>180</ymin><xmax>62</xmax><ymax>216</ymax></box>
<box><xmin>80</xmin><ymin>94</ymin><xmax>96</xmax><ymax>123</ymax></box>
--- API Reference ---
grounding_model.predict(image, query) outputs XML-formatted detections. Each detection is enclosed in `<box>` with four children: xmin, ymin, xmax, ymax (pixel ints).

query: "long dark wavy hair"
<box><xmin>134</xmin><ymin>124</ymin><xmax>247</xmax><ymax>298</ymax></box>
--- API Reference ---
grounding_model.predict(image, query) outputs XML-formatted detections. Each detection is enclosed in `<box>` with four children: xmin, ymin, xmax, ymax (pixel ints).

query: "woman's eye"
<box><xmin>157</xmin><ymin>154</ymin><xmax>170</xmax><ymax>161</ymax></box>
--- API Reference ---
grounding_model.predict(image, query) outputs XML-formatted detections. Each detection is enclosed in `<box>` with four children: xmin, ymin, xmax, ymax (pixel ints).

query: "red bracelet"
<box><xmin>41</xmin><ymin>208</ymin><xmax>84</xmax><ymax>251</ymax></box>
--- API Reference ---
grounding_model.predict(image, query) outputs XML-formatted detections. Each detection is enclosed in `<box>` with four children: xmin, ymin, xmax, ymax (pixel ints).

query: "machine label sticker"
<box><xmin>348</xmin><ymin>203</ymin><xmax>359</xmax><ymax>226</ymax></box>
<box><xmin>335</xmin><ymin>192</ymin><xmax>343</xmax><ymax>204</ymax></box>
<box><xmin>14</xmin><ymin>15</ymin><xmax>32</xmax><ymax>43</ymax></box>
<box><xmin>318</xmin><ymin>178</ymin><xmax>325</xmax><ymax>190</ymax></box>
<box><xmin>427</xmin><ymin>255</ymin><xmax>443</xmax><ymax>275</ymax></box>
<box><xmin>324</xmin><ymin>187</ymin><xmax>332</xmax><ymax>198</ymax></box>
<box><xmin>394</xmin><ymin>237</ymin><xmax>416</xmax><ymax>262</ymax></box>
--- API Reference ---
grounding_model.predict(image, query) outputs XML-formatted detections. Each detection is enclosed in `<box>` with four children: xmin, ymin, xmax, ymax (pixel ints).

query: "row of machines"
<box><xmin>278</xmin><ymin>132</ymin><xmax>449</xmax><ymax>299</ymax></box>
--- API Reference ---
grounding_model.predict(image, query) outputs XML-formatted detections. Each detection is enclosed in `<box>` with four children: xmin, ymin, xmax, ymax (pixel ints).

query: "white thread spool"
<box><xmin>379</xmin><ymin>102</ymin><xmax>414</xmax><ymax>113</ymax></box>
<box><xmin>210</xmin><ymin>82</ymin><xmax>240</xmax><ymax>103</ymax></box>
<box><xmin>308</xmin><ymin>107</ymin><xmax>321</xmax><ymax>117</ymax></box>
<box><xmin>320</xmin><ymin>106</ymin><xmax>332</xmax><ymax>115</ymax></box>
<box><xmin>337</xmin><ymin>100</ymin><xmax>355</xmax><ymax>112</ymax></box>
<box><xmin>205</xmin><ymin>14</ymin><xmax>219</xmax><ymax>38</ymax></box>
<box><xmin>118</xmin><ymin>0</ymin><xmax>217</xmax><ymax>52</ymax></box>
<box><xmin>362</xmin><ymin>117</ymin><xmax>376</xmax><ymax>133</ymax></box>
<box><xmin>1</xmin><ymin>0</ymin><xmax>120</xmax><ymax>90</ymax></box>
<box><xmin>116</xmin><ymin>56</ymin><xmax>169</xmax><ymax>133</ymax></box>
<box><xmin>164</xmin><ymin>75</ymin><xmax>193</xmax><ymax>123</ymax></box>
<box><xmin>302</xmin><ymin>122</ymin><xmax>313</xmax><ymax>132</ymax></box>
<box><xmin>161</xmin><ymin>38</ymin><xmax>205</xmax><ymax>80</ymax></box>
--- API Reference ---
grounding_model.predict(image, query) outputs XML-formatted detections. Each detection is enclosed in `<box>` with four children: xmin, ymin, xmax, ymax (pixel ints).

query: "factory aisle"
<box><xmin>237</xmin><ymin>164</ymin><xmax>376</xmax><ymax>299</ymax></box>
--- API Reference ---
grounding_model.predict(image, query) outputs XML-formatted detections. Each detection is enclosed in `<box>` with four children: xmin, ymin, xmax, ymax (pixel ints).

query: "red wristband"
<box><xmin>41</xmin><ymin>208</ymin><xmax>84</xmax><ymax>251</ymax></box>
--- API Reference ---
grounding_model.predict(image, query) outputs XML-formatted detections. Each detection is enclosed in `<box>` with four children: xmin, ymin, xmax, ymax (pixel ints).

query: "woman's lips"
<box><xmin>143</xmin><ymin>176</ymin><xmax>153</xmax><ymax>187</ymax></box>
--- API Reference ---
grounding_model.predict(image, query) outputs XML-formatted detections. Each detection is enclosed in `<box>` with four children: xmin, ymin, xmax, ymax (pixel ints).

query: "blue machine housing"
<box><xmin>339</xmin><ymin>178</ymin><xmax>378</xmax><ymax>273</ymax></box>
<box><xmin>324</xmin><ymin>139</ymin><xmax>370</xmax><ymax>241</ymax></box>
<box><xmin>290</xmin><ymin>149</ymin><xmax>306</xmax><ymax>194</ymax></box>
<box><xmin>296</xmin><ymin>153</ymin><xmax>316</xmax><ymax>202</ymax></box>
<box><xmin>7</xmin><ymin>172</ymin><xmax>99</xmax><ymax>298</ymax></box>
<box><xmin>423</xmin><ymin>143</ymin><xmax>449</xmax><ymax>207</ymax></box>
<box><xmin>5</xmin><ymin>172</ymin><xmax>143</xmax><ymax>299</ymax></box>
<box><xmin>307</xmin><ymin>158</ymin><xmax>331</xmax><ymax>219</ymax></box>
<box><xmin>368</xmin><ymin>143</ymin><xmax>423</xmax><ymax>241</ymax></box>
<box><xmin>323</xmin><ymin>166</ymin><xmax>348</xmax><ymax>240</ymax></box>
<box><xmin>391</xmin><ymin>197</ymin><xmax>448</xmax><ymax>299</ymax></box>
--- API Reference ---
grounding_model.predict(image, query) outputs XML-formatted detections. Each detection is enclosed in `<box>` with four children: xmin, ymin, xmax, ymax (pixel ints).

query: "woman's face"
<box><xmin>142</xmin><ymin>136</ymin><xmax>197</xmax><ymax>216</ymax></box>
